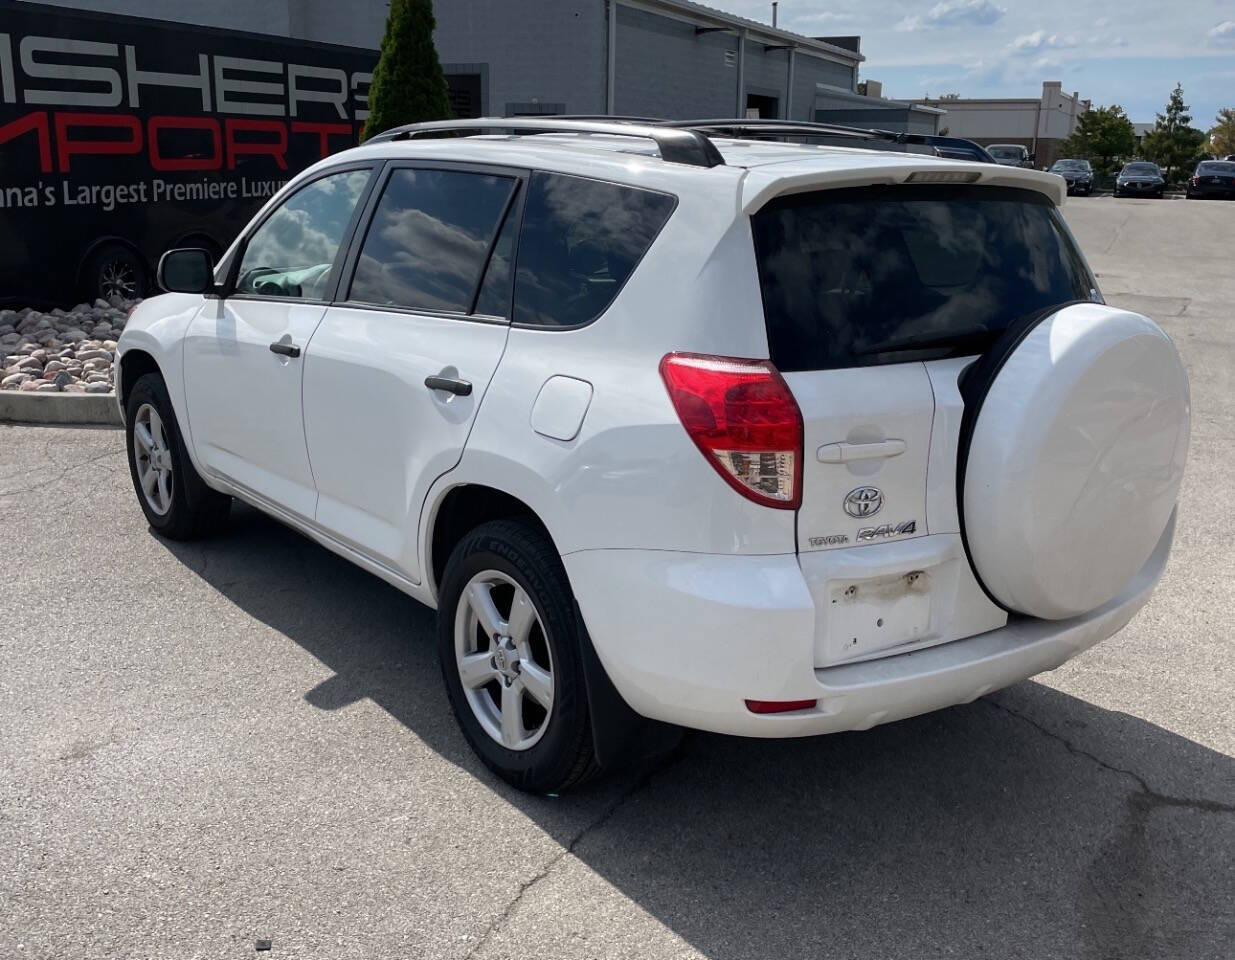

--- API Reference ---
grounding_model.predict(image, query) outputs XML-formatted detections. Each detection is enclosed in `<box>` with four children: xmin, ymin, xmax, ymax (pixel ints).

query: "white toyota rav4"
<box><xmin>117</xmin><ymin>119</ymin><xmax>1190</xmax><ymax>793</ymax></box>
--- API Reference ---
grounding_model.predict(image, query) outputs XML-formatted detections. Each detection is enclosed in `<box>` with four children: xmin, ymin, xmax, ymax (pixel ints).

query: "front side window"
<box><xmin>349</xmin><ymin>168</ymin><xmax>517</xmax><ymax>313</ymax></box>
<box><xmin>513</xmin><ymin>172</ymin><xmax>676</xmax><ymax>327</ymax></box>
<box><xmin>751</xmin><ymin>184</ymin><xmax>1096</xmax><ymax>372</ymax></box>
<box><xmin>236</xmin><ymin>169</ymin><xmax>371</xmax><ymax>299</ymax></box>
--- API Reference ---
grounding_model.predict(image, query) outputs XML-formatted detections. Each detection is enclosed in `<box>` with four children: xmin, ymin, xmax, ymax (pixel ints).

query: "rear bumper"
<box><xmin>565</xmin><ymin>511</ymin><xmax>1175</xmax><ymax>738</ymax></box>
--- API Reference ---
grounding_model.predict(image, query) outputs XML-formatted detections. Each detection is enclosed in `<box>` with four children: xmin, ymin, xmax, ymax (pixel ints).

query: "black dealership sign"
<box><xmin>0</xmin><ymin>1</ymin><xmax>378</xmax><ymax>304</ymax></box>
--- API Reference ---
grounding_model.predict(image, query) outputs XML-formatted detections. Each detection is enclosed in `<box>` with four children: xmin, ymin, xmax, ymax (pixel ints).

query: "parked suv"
<box><xmin>117</xmin><ymin>119</ymin><xmax>1190</xmax><ymax>793</ymax></box>
<box><xmin>985</xmin><ymin>143</ymin><xmax>1034</xmax><ymax>167</ymax></box>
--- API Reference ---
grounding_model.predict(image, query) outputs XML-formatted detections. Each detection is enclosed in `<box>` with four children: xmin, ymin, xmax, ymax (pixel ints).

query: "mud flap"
<box><xmin>574</xmin><ymin>602</ymin><xmax>683</xmax><ymax>769</ymax></box>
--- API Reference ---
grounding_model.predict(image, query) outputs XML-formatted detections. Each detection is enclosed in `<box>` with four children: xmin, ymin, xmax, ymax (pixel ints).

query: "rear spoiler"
<box><xmin>739</xmin><ymin>160</ymin><xmax>1068</xmax><ymax>215</ymax></box>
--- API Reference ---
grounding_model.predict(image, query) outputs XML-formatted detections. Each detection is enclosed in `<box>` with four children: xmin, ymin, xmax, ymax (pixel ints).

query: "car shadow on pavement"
<box><xmin>163</xmin><ymin>503</ymin><xmax>1235</xmax><ymax>960</ymax></box>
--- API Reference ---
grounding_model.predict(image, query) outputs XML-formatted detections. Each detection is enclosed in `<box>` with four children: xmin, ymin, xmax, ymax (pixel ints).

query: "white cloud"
<box><xmin>1009</xmin><ymin>30</ymin><xmax>1078</xmax><ymax>51</ymax></box>
<box><xmin>1208</xmin><ymin>21</ymin><xmax>1235</xmax><ymax>42</ymax></box>
<box><xmin>796</xmin><ymin>11</ymin><xmax>857</xmax><ymax>25</ymax></box>
<box><xmin>896</xmin><ymin>0</ymin><xmax>1006</xmax><ymax>32</ymax></box>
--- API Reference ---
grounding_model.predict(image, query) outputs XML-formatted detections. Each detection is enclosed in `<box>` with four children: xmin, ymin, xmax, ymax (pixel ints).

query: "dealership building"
<box><xmin>25</xmin><ymin>0</ymin><xmax>939</xmax><ymax>130</ymax></box>
<box><xmin>913</xmin><ymin>83</ymin><xmax>1092</xmax><ymax>167</ymax></box>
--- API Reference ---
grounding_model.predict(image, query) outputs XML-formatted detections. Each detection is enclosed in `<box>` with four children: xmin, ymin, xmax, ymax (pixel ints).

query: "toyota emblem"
<box><xmin>843</xmin><ymin>486</ymin><xmax>884</xmax><ymax>518</ymax></box>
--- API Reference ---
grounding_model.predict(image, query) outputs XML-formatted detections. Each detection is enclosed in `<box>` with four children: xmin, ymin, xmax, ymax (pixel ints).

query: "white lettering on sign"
<box><xmin>21</xmin><ymin>36</ymin><xmax>122</xmax><ymax>107</ymax></box>
<box><xmin>1</xmin><ymin>34</ymin><xmax>372</xmax><ymax>120</ymax></box>
<box><xmin>0</xmin><ymin>33</ymin><xmax>14</xmax><ymax>104</ymax></box>
<box><xmin>125</xmin><ymin>45</ymin><xmax>210</xmax><ymax>111</ymax></box>
<box><xmin>213</xmin><ymin>56</ymin><xmax>285</xmax><ymax>116</ymax></box>
<box><xmin>288</xmin><ymin>63</ymin><xmax>347</xmax><ymax>119</ymax></box>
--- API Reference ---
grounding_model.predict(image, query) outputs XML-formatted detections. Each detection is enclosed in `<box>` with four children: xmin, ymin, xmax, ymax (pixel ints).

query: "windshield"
<box><xmin>1122</xmin><ymin>163</ymin><xmax>1160</xmax><ymax>175</ymax></box>
<box><xmin>988</xmin><ymin>146</ymin><xmax>1023</xmax><ymax>160</ymax></box>
<box><xmin>1051</xmin><ymin>160</ymin><xmax>1088</xmax><ymax>171</ymax></box>
<box><xmin>751</xmin><ymin>184</ymin><xmax>1097</xmax><ymax>372</ymax></box>
<box><xmin>1197</xmin><ymin>161</ymin><xmax>1235</xmax><ymax>174</ymax></box>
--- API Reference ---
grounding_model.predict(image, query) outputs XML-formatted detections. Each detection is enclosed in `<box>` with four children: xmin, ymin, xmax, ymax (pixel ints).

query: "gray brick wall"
<box><xmin>742</xmin><ymin>38</ymin><xmax>790</xmax><ymax>114</ymax></box>
<box><xmin>613</xmin><ymin>5</ymin><xmax>739</xmax><ymax>118</ymax></box>
<box><xmin>434</xmin><ymin>0</ymin><xmax>608</xmax><ymax>116</ymax></box>
<box><xmin>792</xmin><ymin>54</ymin><xmax>855</xmax><ymax>120</ymax></box>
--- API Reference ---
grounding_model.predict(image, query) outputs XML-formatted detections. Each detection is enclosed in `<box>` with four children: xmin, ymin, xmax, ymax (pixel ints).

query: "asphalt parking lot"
<box><xmin>2</xmin><ymin>195</ymin><xmax>1232</xmax><ymax>959</ymax></box>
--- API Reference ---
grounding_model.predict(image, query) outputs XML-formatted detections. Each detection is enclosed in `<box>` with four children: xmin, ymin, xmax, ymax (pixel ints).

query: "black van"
<box><xmin>0</xmin><ymin>1</ymin><xmax>377</xmax><ymax>306</ymax></box>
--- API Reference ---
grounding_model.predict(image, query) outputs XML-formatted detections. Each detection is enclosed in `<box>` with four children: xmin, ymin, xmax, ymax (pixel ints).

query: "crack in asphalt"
<box><xmin>0</xmin><ymin>445</ymin><xmax>122</xmax><ymax>499</ymax></box>
<box><xmin>461</xmin><ymin>754</ymin><xmax>680</xmax><ymax>960</ymax></box>
<box><xmin>987</xmin><ymin>697</ymin><xmax>1234</xmax><ymax>815</ymax></box>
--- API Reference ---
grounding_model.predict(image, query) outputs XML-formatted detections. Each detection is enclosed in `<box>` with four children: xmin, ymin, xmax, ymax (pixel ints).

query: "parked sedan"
<box><xmin>1114</xmin><ymin>162</ymin><xmax>1165</xmax><ymax>198</ymax></box>
<box><xmin>1049</xmin><ymin>158</ymin><xmax>1095</xmax><ymax>195</ymax></box>
<box><xmin>1186</xmin><ymin>160</ymin><xmax>1235</xmax><ymax>199</ymax></box>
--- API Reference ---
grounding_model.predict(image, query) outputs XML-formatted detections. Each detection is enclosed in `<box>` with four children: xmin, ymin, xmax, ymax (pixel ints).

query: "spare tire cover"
<box><xmin>960</xmin><ymin>302</ymin><xmax>1189</xmax><ymax>620</ymax></box>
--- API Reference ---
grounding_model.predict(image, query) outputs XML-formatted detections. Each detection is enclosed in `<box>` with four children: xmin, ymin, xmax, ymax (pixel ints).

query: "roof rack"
<box><xmin>366</xmin><ymin>118</ymin><xmax>726</xmax><ymax>168</ymax></box>
<box><xmin>665</xmin><ymin>118</ymin><xmax>994</xmax><ymax>159</ymax></box>
<box><xmin>665</xmin><ymin>117</ymin><xmax>905</xmax><ymax>141</ymax></box>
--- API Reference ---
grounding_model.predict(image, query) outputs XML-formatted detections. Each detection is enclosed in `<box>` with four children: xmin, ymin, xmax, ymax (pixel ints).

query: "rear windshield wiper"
<box><xmin>855</xmin><ymin>327</ymin><xmax>998</xmax><ymax>357</ymax></box>
<box><xmin>855</xmin><ymin>301</ymin><xmax>1093</xmax><ymax>357</ymax></box>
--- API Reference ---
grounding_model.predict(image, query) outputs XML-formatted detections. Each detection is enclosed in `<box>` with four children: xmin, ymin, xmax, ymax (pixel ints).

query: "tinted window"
<box><xmin>349</xmin><ymin>168</ymin><xmax>516</xmax><ymax>313</ymax></box>
<box><xmin>751</xmin><ymin>185</ymin><xmax>1096</xmax><ymax>372</ymax></box>
<box><xmin>236</xmin><ymin>169</ymin><xmax>370</xmax><ymax>299</ymax></box>
<box><xmin>1198</xmin><ymin>161</ymin><xmax>1235</xmax><ymax>174</ymax></box>
<box><xmin>473</xmin><ymin>201</ymin><xmax>519</xmax><ymax>317</ymax></box>
<box><xmin>1123</xmin><ymin>163</ymin><xmax>1159</xmax><ymax>175</ymax></box>
<box><xmin>513</xmin><ymin>172</ymin><xmax>676</xmax><ymax>327</ymax></box>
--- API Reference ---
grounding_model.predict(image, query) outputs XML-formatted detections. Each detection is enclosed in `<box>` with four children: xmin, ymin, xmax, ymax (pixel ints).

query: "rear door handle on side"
<box><xmin>424</xmin><ymin>375</ymin><xmax>473</xmax><ymax>397</ymax></box>
<box><xmin>269</xmin><ymin>341</ymin><xmax>301</xmax><ymax>358</ymax></box>
<box><xmin>817</xmin><ymin>439</ymin><xmax>907</xmax><ymax>463</ymax></box>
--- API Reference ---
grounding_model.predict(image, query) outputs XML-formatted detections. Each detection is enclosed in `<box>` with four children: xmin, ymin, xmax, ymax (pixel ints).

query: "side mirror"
<box><xmin>158</xmin><ymin>248</ymin><xmax>215</xmax><ymax>294</ymax></box>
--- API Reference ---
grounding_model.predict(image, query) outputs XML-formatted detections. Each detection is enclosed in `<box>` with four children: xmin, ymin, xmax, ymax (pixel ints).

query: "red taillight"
<box><xmin>1191</xmin><ymin>177</ymin><xmax>1200</xmax><ymax>186</ymax></box>
<box><xmin>745</xmin><ymin>698</ymin><xmax>818</xmax><ymax>714</ymax></box>
<box><xmin>659</xmin><ymin>352</ymin><xmax>803</xmax><ymax>509</ymax></box>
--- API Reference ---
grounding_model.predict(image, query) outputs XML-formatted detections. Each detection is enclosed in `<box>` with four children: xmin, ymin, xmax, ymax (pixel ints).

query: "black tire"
<box><xmin>83</xmin><ymin>243</ymin><xmax>146</xmax><ymax>302</ymax></box>
<box><xmin>125</xmin><ymin>373</ymin><xmax>231</xmax><ymax>540</ymax></box>
<box><xmin>437</xmin><ymin>518</ymin><xmax>599</xmax><ymax>793</ymax></box>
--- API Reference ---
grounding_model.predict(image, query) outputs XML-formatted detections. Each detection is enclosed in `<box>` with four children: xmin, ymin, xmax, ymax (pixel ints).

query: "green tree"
<box><xmin>361</xmin><ymin>0</ymin><xmax>451</xmax><ymax>141</ymax></box>
<box><xmin>1210</xmin><ymin>107</ymin><xmax>1235</xmax><ymax>157</ymax></box>
<box><xmin>1141</xmin><ymin>84</ymin><xmax>1207</xmax><ymax>183</ymax></box>
<box><xmin>1058</xmin><ymin>104</ymin><xmax>1136</xmax><ymax>177</ymax></box>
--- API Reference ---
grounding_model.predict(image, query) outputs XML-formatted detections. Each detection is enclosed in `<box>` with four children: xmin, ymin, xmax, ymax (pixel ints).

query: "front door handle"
<box><xmin>817</xmin><ymin>439</ymin><xmax>907</xmax><ymax>463</ymax></box>
<box><xmin>425</xmin><ymin>375</ymin><xmax>472</xmax><ymax>397</ymax></box>
<box><xmin>269</xmin><ymin>341</ymin><xmax>301</xmax><ymax>358</ymax></box>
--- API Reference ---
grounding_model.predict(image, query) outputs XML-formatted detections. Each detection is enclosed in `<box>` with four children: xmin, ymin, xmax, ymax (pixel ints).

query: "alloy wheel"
<box><xmin>100</xmin><ymin>259</ymin><xmax>137</xmax><ymax>299</ymax></box>
<box><xmin>454</xmin><ymin>570</ymin><xmax>555</xmax><ymax>751</ymax></box>
<box><xmin>133</xmin><ymin>403</ymin><xmax>174</xmax><ymax>515</ymax></box>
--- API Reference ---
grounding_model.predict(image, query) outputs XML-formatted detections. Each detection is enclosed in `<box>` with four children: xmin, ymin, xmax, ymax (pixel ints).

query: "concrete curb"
<box><xmin>0</xmin><ymin>392</ymin><xmax>122</xmax><ymax>427</ymax></box>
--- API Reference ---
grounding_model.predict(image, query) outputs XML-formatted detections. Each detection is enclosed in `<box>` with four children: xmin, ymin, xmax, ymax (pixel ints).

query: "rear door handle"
<box><xmin>424</xmin><ymin>375</ymin><xmax>472</xmax><ymax>397</ymax></box>
<box><xmin>269</xmin><ymin>341</ymin><xmax>301</xmax><ymax>358</ymax></box>
<box><xmin>817</xmin><ymin>439</ymin><xmax>907</xmax><ymax>463</ymax></box>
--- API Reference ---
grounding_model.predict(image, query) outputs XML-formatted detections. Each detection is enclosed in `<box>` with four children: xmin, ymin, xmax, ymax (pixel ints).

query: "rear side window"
<box><xmin>750</xmin><ymin>185</ymin><xmax>1096</xmax><ymax>372</ymax></box>
<box><xmin>513</xmin><ymin>172</ymin><xmax>676</xmax><ymax>327</ymax></box>
<box><xmin>349</xmin><ymin>168</ymin><xmax>516</xmax><ymax>313</ymax></box>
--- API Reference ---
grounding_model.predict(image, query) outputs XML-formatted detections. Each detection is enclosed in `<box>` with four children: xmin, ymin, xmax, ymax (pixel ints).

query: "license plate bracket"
<box><xmin>828</xmin><ymin>569</ymin><xmax>932</xmax><ymax>661</ymax></box>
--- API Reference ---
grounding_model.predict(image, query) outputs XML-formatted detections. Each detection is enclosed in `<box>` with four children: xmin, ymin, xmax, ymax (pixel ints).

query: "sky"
<box><xmin>706</xmin><ymin>0</ymin><xmax>1235</xmax><ymax>127</ymax></box>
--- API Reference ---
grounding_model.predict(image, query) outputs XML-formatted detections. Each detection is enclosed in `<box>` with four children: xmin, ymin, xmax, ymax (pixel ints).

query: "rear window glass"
<box><xmin>513</xmin><ymin>172</ymin><xmax>676</xmax><ymax>327</ymax></box>
<box><xmin>349</xmin><ymin>168</ymin><xmax>516</xmax><ymax>314</ymax></box>
<box><xmin>1198</xmin><ymin>161</ymin><xmax>1235</xmax><ymax>174</ymax></box>
<box><xmin>751</xmin><ymin>185</ymin><xmax>1096</xmax><ymax>372</ymax></box>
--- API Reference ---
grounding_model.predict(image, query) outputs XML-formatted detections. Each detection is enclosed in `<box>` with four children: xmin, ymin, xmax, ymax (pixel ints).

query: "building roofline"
<box><xmin>619</xmin><ymin>0</ymin><xmax>865</xmax><ymax>63</ymax></box>
<box><xmin>814</xmin><ymin>83</ymin><xmax>940</xmax><ymax>113</ymax></box>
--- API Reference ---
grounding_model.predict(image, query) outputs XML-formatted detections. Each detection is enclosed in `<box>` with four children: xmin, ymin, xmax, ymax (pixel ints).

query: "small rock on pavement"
<box><xmin>84</xmin><ymin>382</ymin><xmax>112</xmax><ymax>394</ymax></box>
